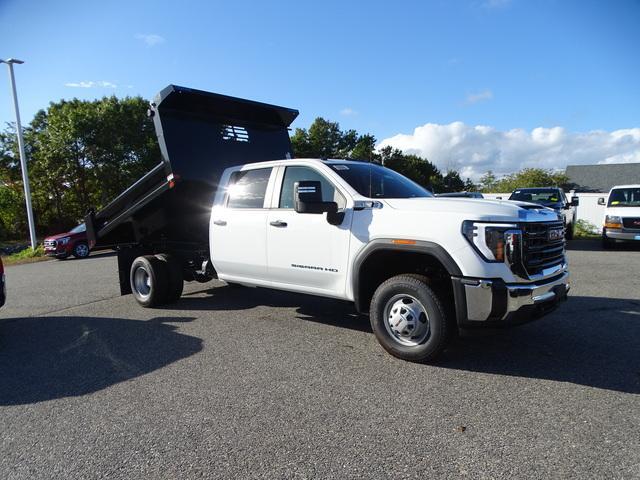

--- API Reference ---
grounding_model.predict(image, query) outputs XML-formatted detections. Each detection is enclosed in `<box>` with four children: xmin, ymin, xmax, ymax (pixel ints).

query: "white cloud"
<box><xmin>64</xmin><ymin>81</ymin><xmax>118</xmax><ymax>88</ymax></box>
<box><xmin>465</xmin><ymin>89</ymin><xmax>493</xmax><ymax>105</ymax></box>
<box><xmin>135</xmin><ymin>33</ymin><xmax>165</xmax><ymax>47</ymax></box>
<box><xmin>378</xmin><ymin>122</ymin><xmax>640</xmax><ymax>180</ymax></box>
<box><xmin>340</xmin><ymin>107</ymin><xmax>358</xmax><ymax>116</ymax></box>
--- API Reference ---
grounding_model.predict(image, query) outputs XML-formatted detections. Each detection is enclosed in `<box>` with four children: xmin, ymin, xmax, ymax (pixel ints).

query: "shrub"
<box><xmin>2</xmin><ymin>244</ymin><xmax>46</xmax><ymax>265</ymax></box>
<box><xmin>574</xmin><ymin>219</ymin><xmax>599</xmax><ymax>238</ymax></box>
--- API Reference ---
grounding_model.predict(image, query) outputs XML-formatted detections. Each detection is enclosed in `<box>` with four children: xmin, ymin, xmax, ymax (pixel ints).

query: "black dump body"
<box><xmin>85</xmin><ymin>85</ymin><xmax>298</xmax><ymax>254</ymax></box>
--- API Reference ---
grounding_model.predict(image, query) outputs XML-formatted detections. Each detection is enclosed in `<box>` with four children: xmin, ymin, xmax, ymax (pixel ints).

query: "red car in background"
<box><xmin>44</xmin><ymin>224</ymin><xmax>91</xmax><ymax>259</ymax></box>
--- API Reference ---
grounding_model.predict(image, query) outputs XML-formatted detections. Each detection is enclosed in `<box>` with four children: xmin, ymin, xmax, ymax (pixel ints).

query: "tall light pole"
<box><xmin>1</xmin><ymin>58</ymin><xmax>37</xmax><ymax>250</ymax></box>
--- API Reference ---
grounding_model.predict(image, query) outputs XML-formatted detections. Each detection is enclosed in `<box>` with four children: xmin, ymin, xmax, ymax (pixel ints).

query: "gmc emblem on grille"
<box><xmin>548</xmin><ymin>228</ymin><xmax>564</xmax><ymax>241</ymax></box>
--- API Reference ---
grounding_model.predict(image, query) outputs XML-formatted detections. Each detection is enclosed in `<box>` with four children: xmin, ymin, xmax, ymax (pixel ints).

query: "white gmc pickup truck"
<box><xmin>206</xmin><ymin>158</ymin><xmax>569</xmax><ymax>361</ymax></box>
<box><xmin>86</xmin><ymin>86</ymin><xmax>570</xmax><ymax>362</ymax></box>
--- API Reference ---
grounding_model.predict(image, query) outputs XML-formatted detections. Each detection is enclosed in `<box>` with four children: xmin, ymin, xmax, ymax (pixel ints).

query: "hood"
<box><xmin>45</xmin><ymin>231</ymin><xmax>78</xmax><ymax>241</ymax></box>
<box><xmin>605</xmin><ymin>206</ymin><xmax>640</xmax><ymax>218</ymax></box>
<box><xmin>383</xmin><ymin>197</ymin><xmax>560</xmax><ymax>223</ymax></box>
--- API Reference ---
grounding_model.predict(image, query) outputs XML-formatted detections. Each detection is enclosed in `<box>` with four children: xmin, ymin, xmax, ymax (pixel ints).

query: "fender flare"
<box><xmin>352</xmin><ymin>239</ymin><xmax>463</xmax><ymax>312</ymax></box>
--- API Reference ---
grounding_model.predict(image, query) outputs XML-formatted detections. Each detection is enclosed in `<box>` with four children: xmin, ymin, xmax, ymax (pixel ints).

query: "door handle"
<box><xmin>213</xmin><ymin>220</ymin><xmax>227</xmax><ymax>226</ymax></box>
<box><xmin>270</xmin><ymin>220</ymin><xmax>288</xmax><ymax>228</ymax></box>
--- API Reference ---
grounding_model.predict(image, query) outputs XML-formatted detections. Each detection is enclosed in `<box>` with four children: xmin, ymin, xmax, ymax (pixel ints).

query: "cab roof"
<box><xmin>610</xmin><ymin>184</ymin><xmax>640</xmax><ymax>189</ymax></box>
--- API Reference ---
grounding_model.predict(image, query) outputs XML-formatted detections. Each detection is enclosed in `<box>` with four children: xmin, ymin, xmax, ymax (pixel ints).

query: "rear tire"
<box><xmin>155</xmin><ymin>254</ymin><xmax>184</xmax><ymax>303</ymax></box>
<box><xmin>130</xmin><ymin>255</ymin><xmax>169</xmax><ymax>307</ymax></box>
<box><xmin>369</xmin><ymin>274</ymin><xmax>449</xmax><ymax>363</ymax></box>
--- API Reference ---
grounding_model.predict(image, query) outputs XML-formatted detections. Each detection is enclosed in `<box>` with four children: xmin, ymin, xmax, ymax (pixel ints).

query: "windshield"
<box><xmin>70</xmin><ymin>223</ymin><xmax>86</xmax><ymax>234</ymax></box>
<box><xmin>608</xmin><ymin>187</ymin><xmax>640</xmax><ymax>207</ymax></box>
<box><xmin>508</xmin><ymin>189</ymin><xmax>563</xmax><ymax>206</ymax></box>
<box><xmin>329</xmin><ymin>163</ymin><xmax>432</xmax><ymax>199</ymax></box>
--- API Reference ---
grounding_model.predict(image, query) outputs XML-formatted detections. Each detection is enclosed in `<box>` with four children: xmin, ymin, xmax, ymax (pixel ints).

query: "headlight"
<box><xmin>604</xmin><ymin>215</ymin><xmax>622</xmax><ymax>228</ymax></box>
<box><xmin>462</xmin><ymin>221</ymin><xmax>520</xmax><ymax>262</ymax></box>
<box><xmin>58</xmin><ymin>237</ymin><xmax>71</xmax><ymax>245</ymax></box>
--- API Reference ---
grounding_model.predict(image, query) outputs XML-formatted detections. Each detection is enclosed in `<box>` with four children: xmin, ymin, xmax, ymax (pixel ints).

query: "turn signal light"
<box><xmin>604</xmin><ymin>222</ymin><xmax>622</xmax><ymax>229</ymax></box>
<box><xmin>495</xmin><ymin>239</ymin><xmax>504</xmax><ymax>261</ymax></box>
<box><xmin>392</xmin><ymin>239</ymin><xmax>417</xmax><ymax>245</ymax></box>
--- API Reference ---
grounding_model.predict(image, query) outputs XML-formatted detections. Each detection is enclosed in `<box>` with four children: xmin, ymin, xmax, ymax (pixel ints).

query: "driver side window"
<box><xmin>278</xmin><ymin>166</ymin><xmax>345</xmax><ymax>209</ymax></box>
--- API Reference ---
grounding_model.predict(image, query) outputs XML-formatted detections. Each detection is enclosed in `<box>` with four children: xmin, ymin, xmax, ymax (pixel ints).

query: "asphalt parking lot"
<box><xmin>1</xmin><ymin>242</ymin><xmax>639</xmax><ymax>479</ymax></box>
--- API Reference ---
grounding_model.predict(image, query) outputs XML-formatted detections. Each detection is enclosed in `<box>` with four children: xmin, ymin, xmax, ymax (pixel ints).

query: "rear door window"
<box><xmin>227</xmin><ymin>168</ymin><xmax>272</xmax><ymax>209</ymax></box>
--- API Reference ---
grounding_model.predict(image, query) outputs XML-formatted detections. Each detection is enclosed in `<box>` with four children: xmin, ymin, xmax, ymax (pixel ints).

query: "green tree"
<box><xmin>441</xmin><ymin>170</ymin><xmax>466</xmax><ymax>193</ymax></box>
<box><xmin>291</xmin><ymin>118</ymin><xmax>344</xmax><ymax>158</ymax></box>
<box><xmin>464</xmin><ymin>178</ymin><xmax>477</xmax><ymax>191</ymax></box>
<box><xmin>0</xmin><ymin>123</ymin><xmax>32</xmax><ymax>238</ymax></box>
<box><xmin>493</xmin><ymin>168</ymin><xmax>570</xmax><ymax>192</ymax></box>
<box><xmin>291</xmin><ymin>117</ymin><xmax>377</xmax><ymax>160</ymax></box>
<box><xmin>350</xmin><ymin>133</ymin><xmax>377</xmax><ymax>161</ymax></box>
<box><xmin>0</xmin><ymin>96</ymin><xmax>159</xmax><ymax>239</ymax></box>
<box><xmin>478</xmin><ymin>170</ymin><xmax>497</xmax><ymax>192</ymax></box>
<box><xmin>378</xmin><ymin>146</ymin><xmax>442</xmax><ymax>191</ymax></box>
<box><xmin>0</xmin><ymin>185</ymin><xmax>24</xmax><ymax>239</ymax></box>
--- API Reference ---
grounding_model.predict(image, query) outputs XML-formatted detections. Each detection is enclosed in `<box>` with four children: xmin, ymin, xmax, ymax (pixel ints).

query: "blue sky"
<box><xmin>1</xmin><ymin>0</ymin><xmax>639</xmax><ymax>177</ymax></box>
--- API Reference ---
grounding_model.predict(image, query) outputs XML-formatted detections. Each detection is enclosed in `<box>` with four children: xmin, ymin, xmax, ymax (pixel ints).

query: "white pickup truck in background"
<box><xmin>86</xmin><ymin>86</ymin><xmax>571</xmax><ymax>362</ymax></box>
<box><xmin>508</xmin><ymin>187</ymin><xmax>579</xmax><ymax>239</ymax></box>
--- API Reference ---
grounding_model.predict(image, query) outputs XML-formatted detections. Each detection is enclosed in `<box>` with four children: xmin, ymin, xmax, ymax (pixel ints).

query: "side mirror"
<box><xmin>571</xmin><ymin>196</ymin><xmax>579</xmax><ymax>207</ymax></box>
<box><xmin>597</xmin><ymin>197</ymin><xmax>606</xmax><ymax>206</ymax></box>
<box><xmin>294</xmin><ymin>181</ymin><xmax>344</xmax><ymax>225</ymax></box>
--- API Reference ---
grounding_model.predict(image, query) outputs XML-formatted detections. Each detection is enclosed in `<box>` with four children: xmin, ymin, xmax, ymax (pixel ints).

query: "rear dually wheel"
<box><xmin>130</xmin><ymin>255</ymin><xmax>169</xmax><ymax>307</ymax></box>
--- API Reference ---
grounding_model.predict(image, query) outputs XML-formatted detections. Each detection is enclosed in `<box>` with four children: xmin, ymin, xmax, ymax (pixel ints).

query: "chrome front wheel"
<box><xmin>384</xmin><ymin>294</ymin><xmax>430</xmax><ymax>346</ymax></box>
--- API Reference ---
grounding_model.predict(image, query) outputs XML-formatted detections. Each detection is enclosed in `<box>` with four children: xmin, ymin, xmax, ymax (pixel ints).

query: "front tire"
<box><xmin>602</xmin><ymin>234</ymin><xmax>615</xmax><ymax>250</ymax></box>
<box><xmin>72</xmin><ymin>242</ymin><xmax>90</xmax><ymax>258</ymax></box>
<box><xmin>130</xmin><ymin>255</ymin><xmax>169</xmax><ymax>307</ymax></box>
<box><xmin>565</xmin><ymin>222</ymin><xmax>574</xmax><ymax>240</ymax></box>
<box><xmin>369</xmin><ymin>274</ymin><xmax>449</xmax><ymax>362</ymax></box>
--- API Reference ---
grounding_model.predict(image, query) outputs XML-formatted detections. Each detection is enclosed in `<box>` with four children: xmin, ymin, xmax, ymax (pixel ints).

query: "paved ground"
<box><xmin>1</xmin><ymin>243</ymin><xmax>639</xmax><ymax>479</ymax></box>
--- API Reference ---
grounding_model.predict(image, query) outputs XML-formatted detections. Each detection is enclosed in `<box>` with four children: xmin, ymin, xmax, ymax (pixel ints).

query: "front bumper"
<box><xmin>452</xmin><ymin>271</ymin><xmax>570</xmax><ymax>327</ymax></box>
<box><xmin>603</xmin><ymin>228</ymin><xmax>640</xmax><ymax>241</ymax></box>
<box><xmin>44</xmin><ymin>251</ymin><xmax>69</xmax><ymax>257</ymax></box>
<box><xmin>44</xmin><ymin>244</ymin><xmax>71</xmax><ymax>257</ymax></box>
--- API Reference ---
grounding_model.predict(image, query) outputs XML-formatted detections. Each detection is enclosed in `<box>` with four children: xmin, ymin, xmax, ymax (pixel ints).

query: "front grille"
<box><xmin>521</xmin><ymin>221</ymin><xmax>566</xmax><ymax>277</ymax></box>
<box><xmin>44</xmin><ymin>240</ymin><xmax>56</xmax><ymax>248</ymax></box>
<box><xmin>622</xmin><ymin>217</ymin><xmax>640</xmax><ymax>230</ymax></box>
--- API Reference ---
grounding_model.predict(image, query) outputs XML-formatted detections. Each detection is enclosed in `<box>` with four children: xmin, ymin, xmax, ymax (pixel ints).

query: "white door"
<box><xmin>210</xmin><ymin>167</ymin><xmax>273</xmax><ymax>283</ymax></box>
<box><xmin>266</xmin><ymin>165</ymin><xmax>352</xmax><ymax>296</ymax></box>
